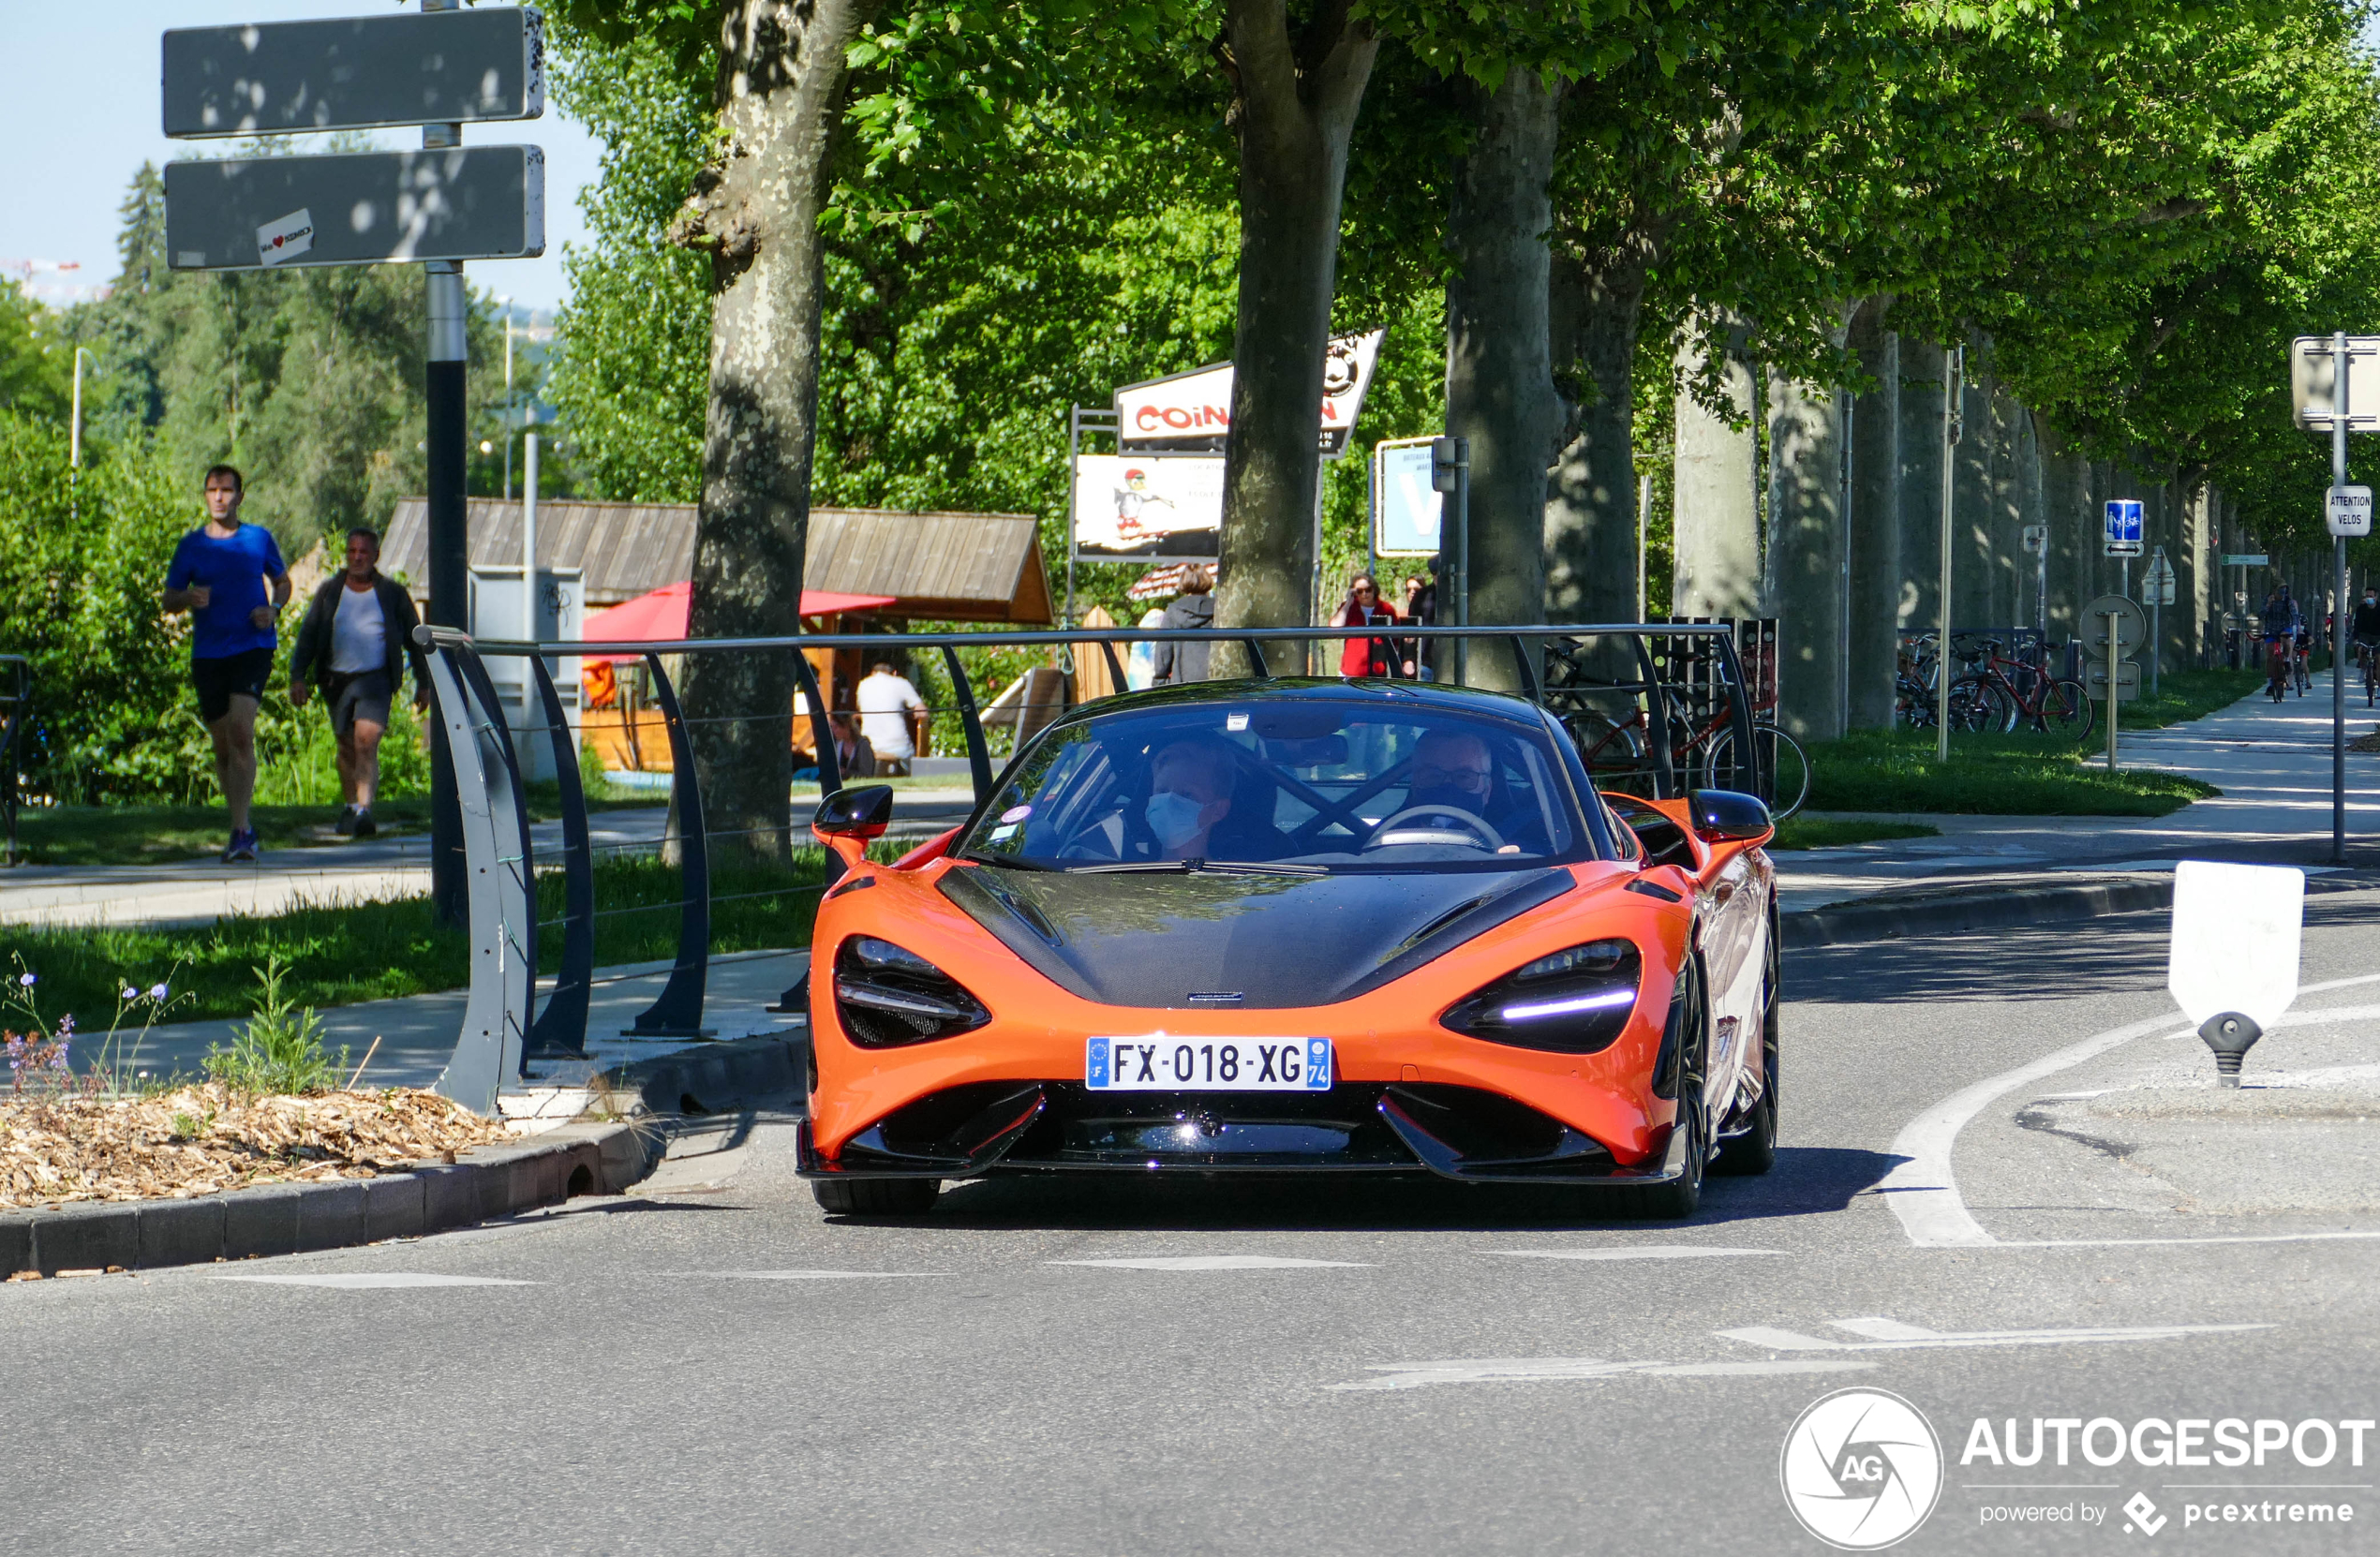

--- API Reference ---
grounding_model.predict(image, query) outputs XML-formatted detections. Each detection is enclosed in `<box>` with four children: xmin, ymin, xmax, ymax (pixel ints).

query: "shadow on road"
<box><xmin>827</xmin><ymin>1147</ymin><xmax>1903</xmax><ymax>1234</ymax></box>
<box><xmin>1789</xmin><ymin>911</ymin><xmax>2170</xmax><ymax>1006</ymax></box>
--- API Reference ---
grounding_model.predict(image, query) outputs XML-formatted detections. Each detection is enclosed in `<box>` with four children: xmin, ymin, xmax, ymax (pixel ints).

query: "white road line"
<box><xmin>1329</xmin><ymin>1357</ymin><xmax>1874</xmax><ymax>1392</ymax></box>
<box><xmin>1493</xmin><ymin>1247</ymin><xmax>1785</xmax><ymax>1262</ymax></box>
<box><xmin>214</xmin><ymin>1273</ymin><xmax>535</xmax><ymax>1289</ymax></box>
<box><xmin>1717</xmin><ymin>1317</ymin><xmax>2270</xmax><ymax>1353</ymax></box>
<box><xmin>1992</xmin><ymin>1231</ymin><xmax>2380</xmax><ymax>1251</ymax></box>
<box><xmin>1051</xmin><ymin>1255</ymin><xmax>1373</xmax><ymax>1271</ymax></box>
<box><xmin>1882</xmin><ymin>992</ymin><xmax>2380</xmax><ymax>1250</ymax></box>
<box><xmin>704</xmin><ymin>1270</ymin><xmax>948</xmax><ymax>1281</ymax></box>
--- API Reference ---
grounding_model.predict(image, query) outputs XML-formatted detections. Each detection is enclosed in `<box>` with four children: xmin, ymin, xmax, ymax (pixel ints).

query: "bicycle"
<box><xmin>2264</xmin><ymin>635</ymin><xmax>2291</xmax><ymax>703</ymax></box>
<box><xmin>2358</xmin><ymin>639</ymin><xmax>2380</xmax><ymax>707</ymax></box>
<box><xmin>1949</xmin><ymin>637</ymin><xmax>2093</xmax><ymax>743</ymax></box>
<box><xmin>2294</xmin><ymin>635</ymin><xmax>2313</xmax><ymax>697</ymax></box>
<box><xmin>1569</xmin><ymin>691</ymin><xmax>1812</xmax><ymax>820</ymax></box>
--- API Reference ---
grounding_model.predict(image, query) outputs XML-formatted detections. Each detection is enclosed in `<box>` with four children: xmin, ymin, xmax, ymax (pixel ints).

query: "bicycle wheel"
<box><xmin>2040</xmin><ymin>678</ymin><xmax>2094</xmax><ymax>742</ymax></box>
<box><xmin>1703</xmin><ymin>728</ymin><xmax>1811</xmax><ymax>819</ymax></box>
<box><xmin>1566</xmin><ymin>712</ymin><xmax>1645</xmax><ymax>782</ymax></box>
<box><xmin>1946</xmin><ymin>676</ymin><xmax>2007</xmax><ymax>734</ymax></box>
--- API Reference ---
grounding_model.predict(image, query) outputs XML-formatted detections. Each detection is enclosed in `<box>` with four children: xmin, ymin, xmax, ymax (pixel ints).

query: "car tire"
<box><xmin>811</xmin><ymin>1177</ymin><xmax>942</xmax><ymax>1216</ymax></box>
<box><xmin>1714</xmin><ymin>913</ymin><xmax>1779</xmax><ymax>1177</ymax></box>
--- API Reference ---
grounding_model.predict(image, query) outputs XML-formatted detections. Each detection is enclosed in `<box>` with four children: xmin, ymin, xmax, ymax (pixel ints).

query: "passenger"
<box><xmin>1143</xmin><ymin>735</ymin><xmax>1290</xmax><ymax>861</ymax></box>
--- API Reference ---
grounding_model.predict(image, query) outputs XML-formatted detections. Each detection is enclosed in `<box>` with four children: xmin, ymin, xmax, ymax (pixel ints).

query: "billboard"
<box><xmin>1115</xmin><ymin>329</ymin><xmax>1385</xmax><ymax>459</ymax></box>
<box><xmin>1071</xmin><ymin>455</ymin><xmax>1225</xmax><ymax>560</ymax></box>
<box><xmin>1373</xmin><ymin>437</ymin><xmax>1442</xmax><ymax>556</ymax></box>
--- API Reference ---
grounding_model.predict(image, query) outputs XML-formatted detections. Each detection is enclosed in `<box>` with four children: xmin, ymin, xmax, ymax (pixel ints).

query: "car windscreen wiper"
<box><xmin>1065</xmin><ymin>859</ymin><xmax>1191</xmax><ymax>874</ymax></box>
<box><xmin>1065</xmin><ymin>858</ymin><xmax>1329</xmax><ymax>878</ymax></box>
<box><xmin>957</xmin><ymin>852</ymin><xmax>1056</xmax><ymax>870</ymax></box>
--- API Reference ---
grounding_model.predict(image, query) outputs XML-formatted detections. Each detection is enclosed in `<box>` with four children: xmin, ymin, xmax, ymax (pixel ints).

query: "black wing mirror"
<box><xmin>812</xmin><ymin>784</ymin><xmax>895</xmax><ymax>839</ymax></box>
<box><xmin>1688</xmin><ymin>788</ymin><xmax>1773</xmax><ymax>843</ymax></box>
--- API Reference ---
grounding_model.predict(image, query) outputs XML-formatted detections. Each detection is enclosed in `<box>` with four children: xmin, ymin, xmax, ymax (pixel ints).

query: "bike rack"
<box><xmin>413</xmin><ymin>622</ymin><xmax>1754</xmax><ymax>1113</ymax></box>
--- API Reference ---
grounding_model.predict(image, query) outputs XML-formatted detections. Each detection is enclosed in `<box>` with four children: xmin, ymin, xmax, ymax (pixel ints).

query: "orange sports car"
<box><xmin>795</xmin><ymin>679</ymin><xmax>1779</xmax><ymax>1218</ymax></box>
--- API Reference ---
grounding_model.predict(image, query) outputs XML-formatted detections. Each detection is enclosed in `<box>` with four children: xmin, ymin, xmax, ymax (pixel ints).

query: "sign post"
<box><xmin>1937</xmin><ymin>348</ymin><xmax>1963</xmax><ymax>763</ymax></box>
<box><xmin>162</xmin><ymin>0</ymin><xmax>545</xmax><ymax>924</ymax></box>
<box><xmin>2143</xmin><ymin>546</ymin><xmax>2177</xmax><ymax>698</ymax></box>
<box><xmin>1432</xmin><ymin>437</ymin><xmax>1470</xmax><ymax>684</ymax></box>
<box><xmin>2083</xmin><ymin>595</ymin><xmax>2144</xmax><ymax>773</ymax></box>
<box><xmin>2289</xmin><ymin>333</ymin><xmax>2380</xmax><ymax>866</ymax></box>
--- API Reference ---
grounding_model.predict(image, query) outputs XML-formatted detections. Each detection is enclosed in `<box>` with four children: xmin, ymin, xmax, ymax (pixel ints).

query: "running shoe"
<box><xmin>335</xmin><ymin>806</ymin><xmax>358</xmax><ymax>836</ymax></box>
<box><xmin>224</xmin><ymin>827</ymin><xmax>260</xmax><ymax>864</ymax></box>
<box><xmin>351</xmin><ymin>808</ymin><xmax>377</xmax><ymax>839</ymax></box>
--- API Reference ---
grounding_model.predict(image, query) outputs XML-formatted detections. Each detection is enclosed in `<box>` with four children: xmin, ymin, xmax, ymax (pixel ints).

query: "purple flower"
<box><xmin>148</xmin><ymin>984</ymin><xmax>170</xmax><ymax>1001</ymax></box>
<box><xmin>121</xmin><ymin>987</ymin><xmax>139</xmax><ymax>1002</ymax></box>
<box><xmin>56</xmin><ymin>1015</ymin><xmax>74</xmax><ymax>1038</ymax></box>
<box><xmin>16</xmin><ymin>972</ymin><xmax>34</xmax><ymax>987</ymax></box>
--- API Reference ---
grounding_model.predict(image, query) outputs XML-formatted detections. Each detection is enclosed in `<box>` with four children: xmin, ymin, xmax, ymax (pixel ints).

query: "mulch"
<box><xmin>0</xmin><ymin>1085</ymin><xmax>510</xmax><ymax>1209</ymax></box>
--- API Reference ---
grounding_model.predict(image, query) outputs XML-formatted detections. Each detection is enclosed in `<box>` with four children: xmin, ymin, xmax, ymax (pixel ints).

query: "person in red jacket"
<box><xmin>1333</xmin><ymin>573</ymin><xmax>1403</xmax><ymax>678</ymax></box>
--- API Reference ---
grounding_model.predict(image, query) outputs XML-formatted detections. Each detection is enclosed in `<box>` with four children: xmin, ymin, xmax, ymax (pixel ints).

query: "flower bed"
<box><xmin>0</xmin><ymin>1085</ymin><xmax>509</xmax><ymax>1208</ymax></box>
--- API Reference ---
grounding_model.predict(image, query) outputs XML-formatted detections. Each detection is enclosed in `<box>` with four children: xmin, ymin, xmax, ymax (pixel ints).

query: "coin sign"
<box><xmin>1778</xmin><ymin>1388</ymin><xmax>1943</xmax><ymax>1550</ymax></box>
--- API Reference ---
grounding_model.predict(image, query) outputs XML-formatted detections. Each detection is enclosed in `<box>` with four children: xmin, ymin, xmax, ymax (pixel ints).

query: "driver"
<box><xmin>1406</xmin><ymin>729</ymin><xmax>1495</xmax><ymax>821</ymax></box>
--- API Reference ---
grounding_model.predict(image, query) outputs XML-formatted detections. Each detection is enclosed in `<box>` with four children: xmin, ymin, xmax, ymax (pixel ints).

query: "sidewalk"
<box><xmin>1773</xmin><ymin>670</ymin><xmax>2380</xmax><ymax>913</ymax></box>
<box><xmin>0</xmin><ymin>789</ymin><xmax>979</xmax><ymax>929</ymax></box>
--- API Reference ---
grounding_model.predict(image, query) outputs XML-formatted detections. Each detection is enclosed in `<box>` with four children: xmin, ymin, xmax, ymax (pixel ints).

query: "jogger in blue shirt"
<box><xmin>162</xmin><ymin>465</ymin><xmax>291</xmax><ymax>862</ymax></box>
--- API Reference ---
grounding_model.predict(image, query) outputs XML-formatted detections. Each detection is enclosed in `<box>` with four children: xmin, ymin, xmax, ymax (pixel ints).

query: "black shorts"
<box><xmin>193</xmin><ymin>647</ymin><xmax>275</xmax><ymax>725</ymax></box>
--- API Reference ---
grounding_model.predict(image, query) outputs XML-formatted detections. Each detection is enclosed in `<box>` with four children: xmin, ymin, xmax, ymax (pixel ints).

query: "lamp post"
<box><xmin>496</xmin><ymin>294</ymin><xmax>513</xmax><ymax>500</ymax></box>
<box><xmin>67</xmin><ymin>346</ymin><xmax>96</xmax><ymax>520</ymax></box>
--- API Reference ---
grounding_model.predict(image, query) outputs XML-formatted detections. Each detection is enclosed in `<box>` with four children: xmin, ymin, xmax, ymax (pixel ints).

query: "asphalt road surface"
<box><xmin>8</xmin><ymin>902</ymin><xmax>2379</xmax><ymax>1555</ymax></box>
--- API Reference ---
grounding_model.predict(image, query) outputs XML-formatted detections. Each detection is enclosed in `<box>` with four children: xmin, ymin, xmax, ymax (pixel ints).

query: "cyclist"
<box><xmin>2260</xmin><ymin>586</ymin><xmax>2298</xmax><ymax>702</ymax></box>
<box><xmin>2356</xmin><ymin>585</ymin><xmax>2380</xmax><ymax>705</ymax></box>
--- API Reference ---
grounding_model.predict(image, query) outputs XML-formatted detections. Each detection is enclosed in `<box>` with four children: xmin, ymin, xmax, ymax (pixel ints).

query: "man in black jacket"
<box><xmin>289</xmin><ymin>527</ymin><xmax>427</xmax><ymax>838</ymax></box>
<box><xmin>1151</xmin><ymin>565</ymin><xmax>1215</xmax><ymax>684</ymax></box>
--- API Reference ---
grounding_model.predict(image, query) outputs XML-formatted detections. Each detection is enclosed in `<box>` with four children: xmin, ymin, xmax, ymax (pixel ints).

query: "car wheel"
<box><xmin>811</xmin><ymin>1177</ymin><xmax>942</xmax><ymax>1216</ymax></box>
<box><xmin>1714</xmin><ymin>918</ymin><xmax>1779</xmax><ymax>1177</ymax></box>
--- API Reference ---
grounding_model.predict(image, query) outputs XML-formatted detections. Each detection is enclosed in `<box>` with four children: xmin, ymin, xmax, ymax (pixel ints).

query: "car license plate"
<box><xmin>1085</xmin><ymin>1037</ymin><xmax>1331</xmax><ymax>1091</ymax></box>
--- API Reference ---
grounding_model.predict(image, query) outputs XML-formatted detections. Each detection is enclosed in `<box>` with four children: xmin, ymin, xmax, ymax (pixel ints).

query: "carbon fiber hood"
<box><xmin>938</xmin><ymin>865</ymin><xmax>1573</xmax><ymax>1011</ymax></box>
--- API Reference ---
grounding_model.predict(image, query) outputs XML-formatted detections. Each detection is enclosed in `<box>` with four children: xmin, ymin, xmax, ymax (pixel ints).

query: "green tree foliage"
<box><xmin>0</xmin><ymin>283</ymin><xmax>72</xmax><ymax>422</ymax></box>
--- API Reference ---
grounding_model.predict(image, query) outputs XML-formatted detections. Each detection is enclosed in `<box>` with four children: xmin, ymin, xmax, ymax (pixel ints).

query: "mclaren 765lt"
<box><xmin>795</xmin><ymin>678</ymin><xmax>1778</xmax><ymax>1218</ymax></box>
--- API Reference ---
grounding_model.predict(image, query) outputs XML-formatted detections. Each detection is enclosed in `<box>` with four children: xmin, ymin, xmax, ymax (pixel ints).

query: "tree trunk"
<box><xmin>1444</xmin><ymin>67</ymin><xmax>1560</xmax><ymax>690</ymax></box>
<box><xmin>1897</xmin><ymin>339</ymin><xmax>1945</xmax><ymax>633</ymax></box>
<box><xmin>667</xmin><ymin>0</ymin><xmax>876</xmax><ymax>862</ymax></box>
<box><xmin>1845</xmin><ymin>298</ymin><xmax>1900</xmax><ymax>729</ymax></box>
<box><xmin>1766</xmin><ymin>340</ymin><xmax>1849</xmax><ymax>743</ymax></box>
<box><xmin>1545</xmin><ymin>228</ymin><xmax>1660</xmax><ymax>630</ymax></box>
<box><xmin>1672</xmin><ymin>316</ymin><xmax>1763</xmax><ymax>619</ymax></box>
<box><xmin>1212</xmin><ymin>0</ymin><xmax>1379</xmax><ymax>665</ymax></box>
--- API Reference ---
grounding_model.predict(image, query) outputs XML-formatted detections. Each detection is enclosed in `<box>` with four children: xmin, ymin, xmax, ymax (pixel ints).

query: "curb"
<box><xmin>0</xmin><ymin>1118</ymin><xmax>662</xmax><ymax>1281</ymax></box>
<box><xmin>603</xmin><ymin>1030</ymin><xmax>809</xmax><ymax>1117</ymax></box>
<box><xmin>1782</xmin><ymin>875</ymin><xmax>2177</xmax><ymax>949</ymax></box>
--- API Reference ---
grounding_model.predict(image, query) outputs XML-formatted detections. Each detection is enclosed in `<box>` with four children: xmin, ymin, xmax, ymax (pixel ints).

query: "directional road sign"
<box><xmin>2084</xmin><ymin>594</ymin><xmax>2146</xmax><ymax>653</ymax></box>
<box><xmin>162</xmin><ymin>9</ymin><xmax>544</xmax><ymax>139</ymax></box>
<box><xmin>2222</xmin><ymin>553</ymin><xmax>2269</xmax><ymax>567</ymax></box>
<box><xmin>165</xmin><ymin>148</ymin><xmax>544</xmax><ymax>271</ymax></box>
<box><xmin>2103</xmin><ymin>499</ymin><xmax>2144</xmax><ymax>557</ymax></box>
<box><xmin>2291</xmin><ymin>335</ymin><xmax>2380</xmax><ymax>431</ymax></box>
<box><xmin>2021</xmin><ymin>524</ymin><xmax>2046</xmax><ymax>555</ymax></box>
<box><xmin>2327</xmin><ymin>483</ymin><xmax>2373</xmax><ymax>538</ymax></box>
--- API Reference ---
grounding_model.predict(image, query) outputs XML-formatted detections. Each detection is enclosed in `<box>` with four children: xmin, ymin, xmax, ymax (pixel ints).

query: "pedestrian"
<box><xmin>1127</xmin><ymin>605</ymin><xmax>1168</xmax><ymax>690</ymax></box>
<box><xmin>162</xmin><ymin>465</ymin><xmax>291</xmax><ymax>862</ymax></box>
<box><xmin>1402</xmin><ymin>561</ymin><xmax>1439</xmax><ymax>679</ymax></box>
<box><xmin>1152</xmin><ymin>566</ymin><xmax>1215</xmax><ymax>685</ymax></box>
<box><xmin>289</xmin><ymin>526</ymin><xmax>426</xmax><ymax>838</ymax></box>
<box><xmin>829</xmin><ymin>710</ymin><xmax>879</xmax><ymax>779</ymax></box>
<box><xmin>856</xmin><ymin>660</ymin><xmax>927</xmax><ymax>776</ymax></box>
<box><xmin>1332</xmin><ymin>572</ymin><xmax>1402</xmax><ymax>678</ymax></box>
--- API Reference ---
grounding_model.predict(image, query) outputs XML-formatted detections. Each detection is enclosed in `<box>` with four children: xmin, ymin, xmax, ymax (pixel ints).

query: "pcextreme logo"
<box><xmin>1780</xmin><ymin>1388</ymin><xmax>1945</xmax><ymax>1550</ymax></box>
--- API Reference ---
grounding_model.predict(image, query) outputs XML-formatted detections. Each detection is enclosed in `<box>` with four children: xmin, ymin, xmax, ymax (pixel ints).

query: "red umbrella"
<box><xmin>580</xmin><ymin>581</ymin><xmax>896</xmax><ymax>662</ymax></box>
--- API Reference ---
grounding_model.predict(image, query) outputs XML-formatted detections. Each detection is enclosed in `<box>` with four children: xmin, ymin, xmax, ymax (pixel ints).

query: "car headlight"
<box><xmin>1438</xmin><ymin>939</ymin><xmax>1643</xmax><ymax>1054</ymax></box>
<box><xmin>833</xmin><ymin>937</ymin><xmax>991</xmax><ymax>1048</ymax></box>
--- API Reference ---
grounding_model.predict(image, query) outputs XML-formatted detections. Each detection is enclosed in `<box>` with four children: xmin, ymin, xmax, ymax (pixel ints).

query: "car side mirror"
<box><xmin>812</xmin><ymin>784</ymin><xmax>894</xmax><ymax>865</ymax></box>
<box><xmin>1688</xmin><ymin>788</ymin><xmax>1773</xmax><ymax>844</ymax></box>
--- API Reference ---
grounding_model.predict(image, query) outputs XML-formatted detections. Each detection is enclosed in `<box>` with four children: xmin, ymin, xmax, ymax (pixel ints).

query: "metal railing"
<box><xmin>411</xmin><ymin>622</ymin><xmax>1757</xmax><ymax>1113</ymax></box>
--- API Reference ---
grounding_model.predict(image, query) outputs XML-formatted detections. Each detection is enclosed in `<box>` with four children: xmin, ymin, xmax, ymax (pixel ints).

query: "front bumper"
<box><xmin>795</xmin><ymin>1079</ymin><xmax>1692</xmax><ymax>1186</ymax></box>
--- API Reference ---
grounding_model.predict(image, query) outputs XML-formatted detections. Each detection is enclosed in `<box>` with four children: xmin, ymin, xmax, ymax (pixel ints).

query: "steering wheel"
<box><xmin>1362</xmin><ymin>805</ymin><xmax>1505</xmax><ymax>853</ymax></box>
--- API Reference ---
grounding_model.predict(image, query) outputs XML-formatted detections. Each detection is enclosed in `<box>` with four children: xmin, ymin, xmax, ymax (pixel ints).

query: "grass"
<box><xmin>1767</xmin><ymin>816</ymin><xmax>1941</xmax><ymax>851</ymax></box>
<box><xmin>6</xmin><ymin>783</ymin><xmax>656</xmax><ymax>867</ymax></box>
<box><xmin>2117</xmin><ymin>666</ymin><xmax>2268</xmax><ymax>729</ymax></box>
<box><xmin>1803</xmin><ymin>727</ymin><xmax>2220</xmax><ymax>816</ymax></box>
<box><xmin>0</xmin><ymin>845</ymin><xmax>866</xmax><ymax>1028</ymax></box>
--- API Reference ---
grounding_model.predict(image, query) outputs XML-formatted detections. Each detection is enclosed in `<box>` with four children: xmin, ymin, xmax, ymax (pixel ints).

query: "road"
<box><xmin>6</xmin><ymin>901</ymin><xmax>2377</xmax><ymax>1554</ymax></box>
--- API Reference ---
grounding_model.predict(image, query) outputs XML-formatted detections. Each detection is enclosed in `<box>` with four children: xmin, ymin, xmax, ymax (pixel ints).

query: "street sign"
<box><xmin>1116</xmin><ymin>329</ymin><xmax>1385</xmax><ymax>460</ymax></box>
<box><xmin>1372</xmin><ymin>437</ymin><xmax>1441</xmax><ymax>556</ymax></box>
<box><xmin>2083</xmin><ymin>594</ymin><xmax>2146</xmax><ymax>652</ymax></box>
<box><xmin>2103</xmin><ymin>499</ymin><xmax>2144</xmax><ymax>557</ymax></box>
<box><xmin>2084</xmin><ymin>660</ymin><xmax>2141</xmax><ymax>700</ymax></box>
<box><xmin>2223</xmin><ymin>552</ymin><xmax>2268</xmax><ymax>567</ymax></box>
<box><xmin>162</xmin><ymin>9</ymin><xmax>544</xmax><ymax>139</ymax></box>
<box><xmin>2144</xmin><ymin>548</ymin><xmax>2177</xmax><ymax>607</ymax></box>
<box><xmin>2022</xmin><ymin>524</ymin><xmax>2047</xmax><ymax>555</ymax></box>
<box><xmin>2291</xmin><ymin>335</ymin><xmax>2380</xmax><ymax>431</ymax></box>
<box><xmin>2328</xmin><ymin>483</ymin><xmax>2373</xmax><ymax>538</ymax></box>
<box><xmin>165</xmin><ymin>148</ymin><xmax>545</xmax><ymax>271</ymax></box>
<box><xmin>2168</xmin><ymin>862</ymin><xmax>2301</xmax><ymax>1033</ymax></box>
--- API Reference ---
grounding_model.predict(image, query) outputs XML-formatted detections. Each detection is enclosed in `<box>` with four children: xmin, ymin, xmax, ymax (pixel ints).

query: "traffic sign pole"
<box><xmin>2106</xmin><ymin>609</ymin><xmax>2122</xmax><ymax>774</ymax></box>
<box><xmin>2334</xmin><ymin>331</ymin><xmax>2349</xmax><ymax>867</ymax></box>
<box><xmin>424</xmin><ymin>0</ymin><xmax>469</xmax><ymax>926</ymax></box>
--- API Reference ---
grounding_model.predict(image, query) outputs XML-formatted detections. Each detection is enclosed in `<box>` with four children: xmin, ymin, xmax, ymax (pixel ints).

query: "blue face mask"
<box><xmin>1145</xmin><ymin>791</ymin><xmax>1208</xmax><ymax>851</ymax></box>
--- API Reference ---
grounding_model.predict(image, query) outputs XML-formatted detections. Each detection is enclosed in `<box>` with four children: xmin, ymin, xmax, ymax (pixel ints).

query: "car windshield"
<box><xmin>957</xmin><ymin>696</ymin><xmax>1591</xmax><ymax>871</ymax></box>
